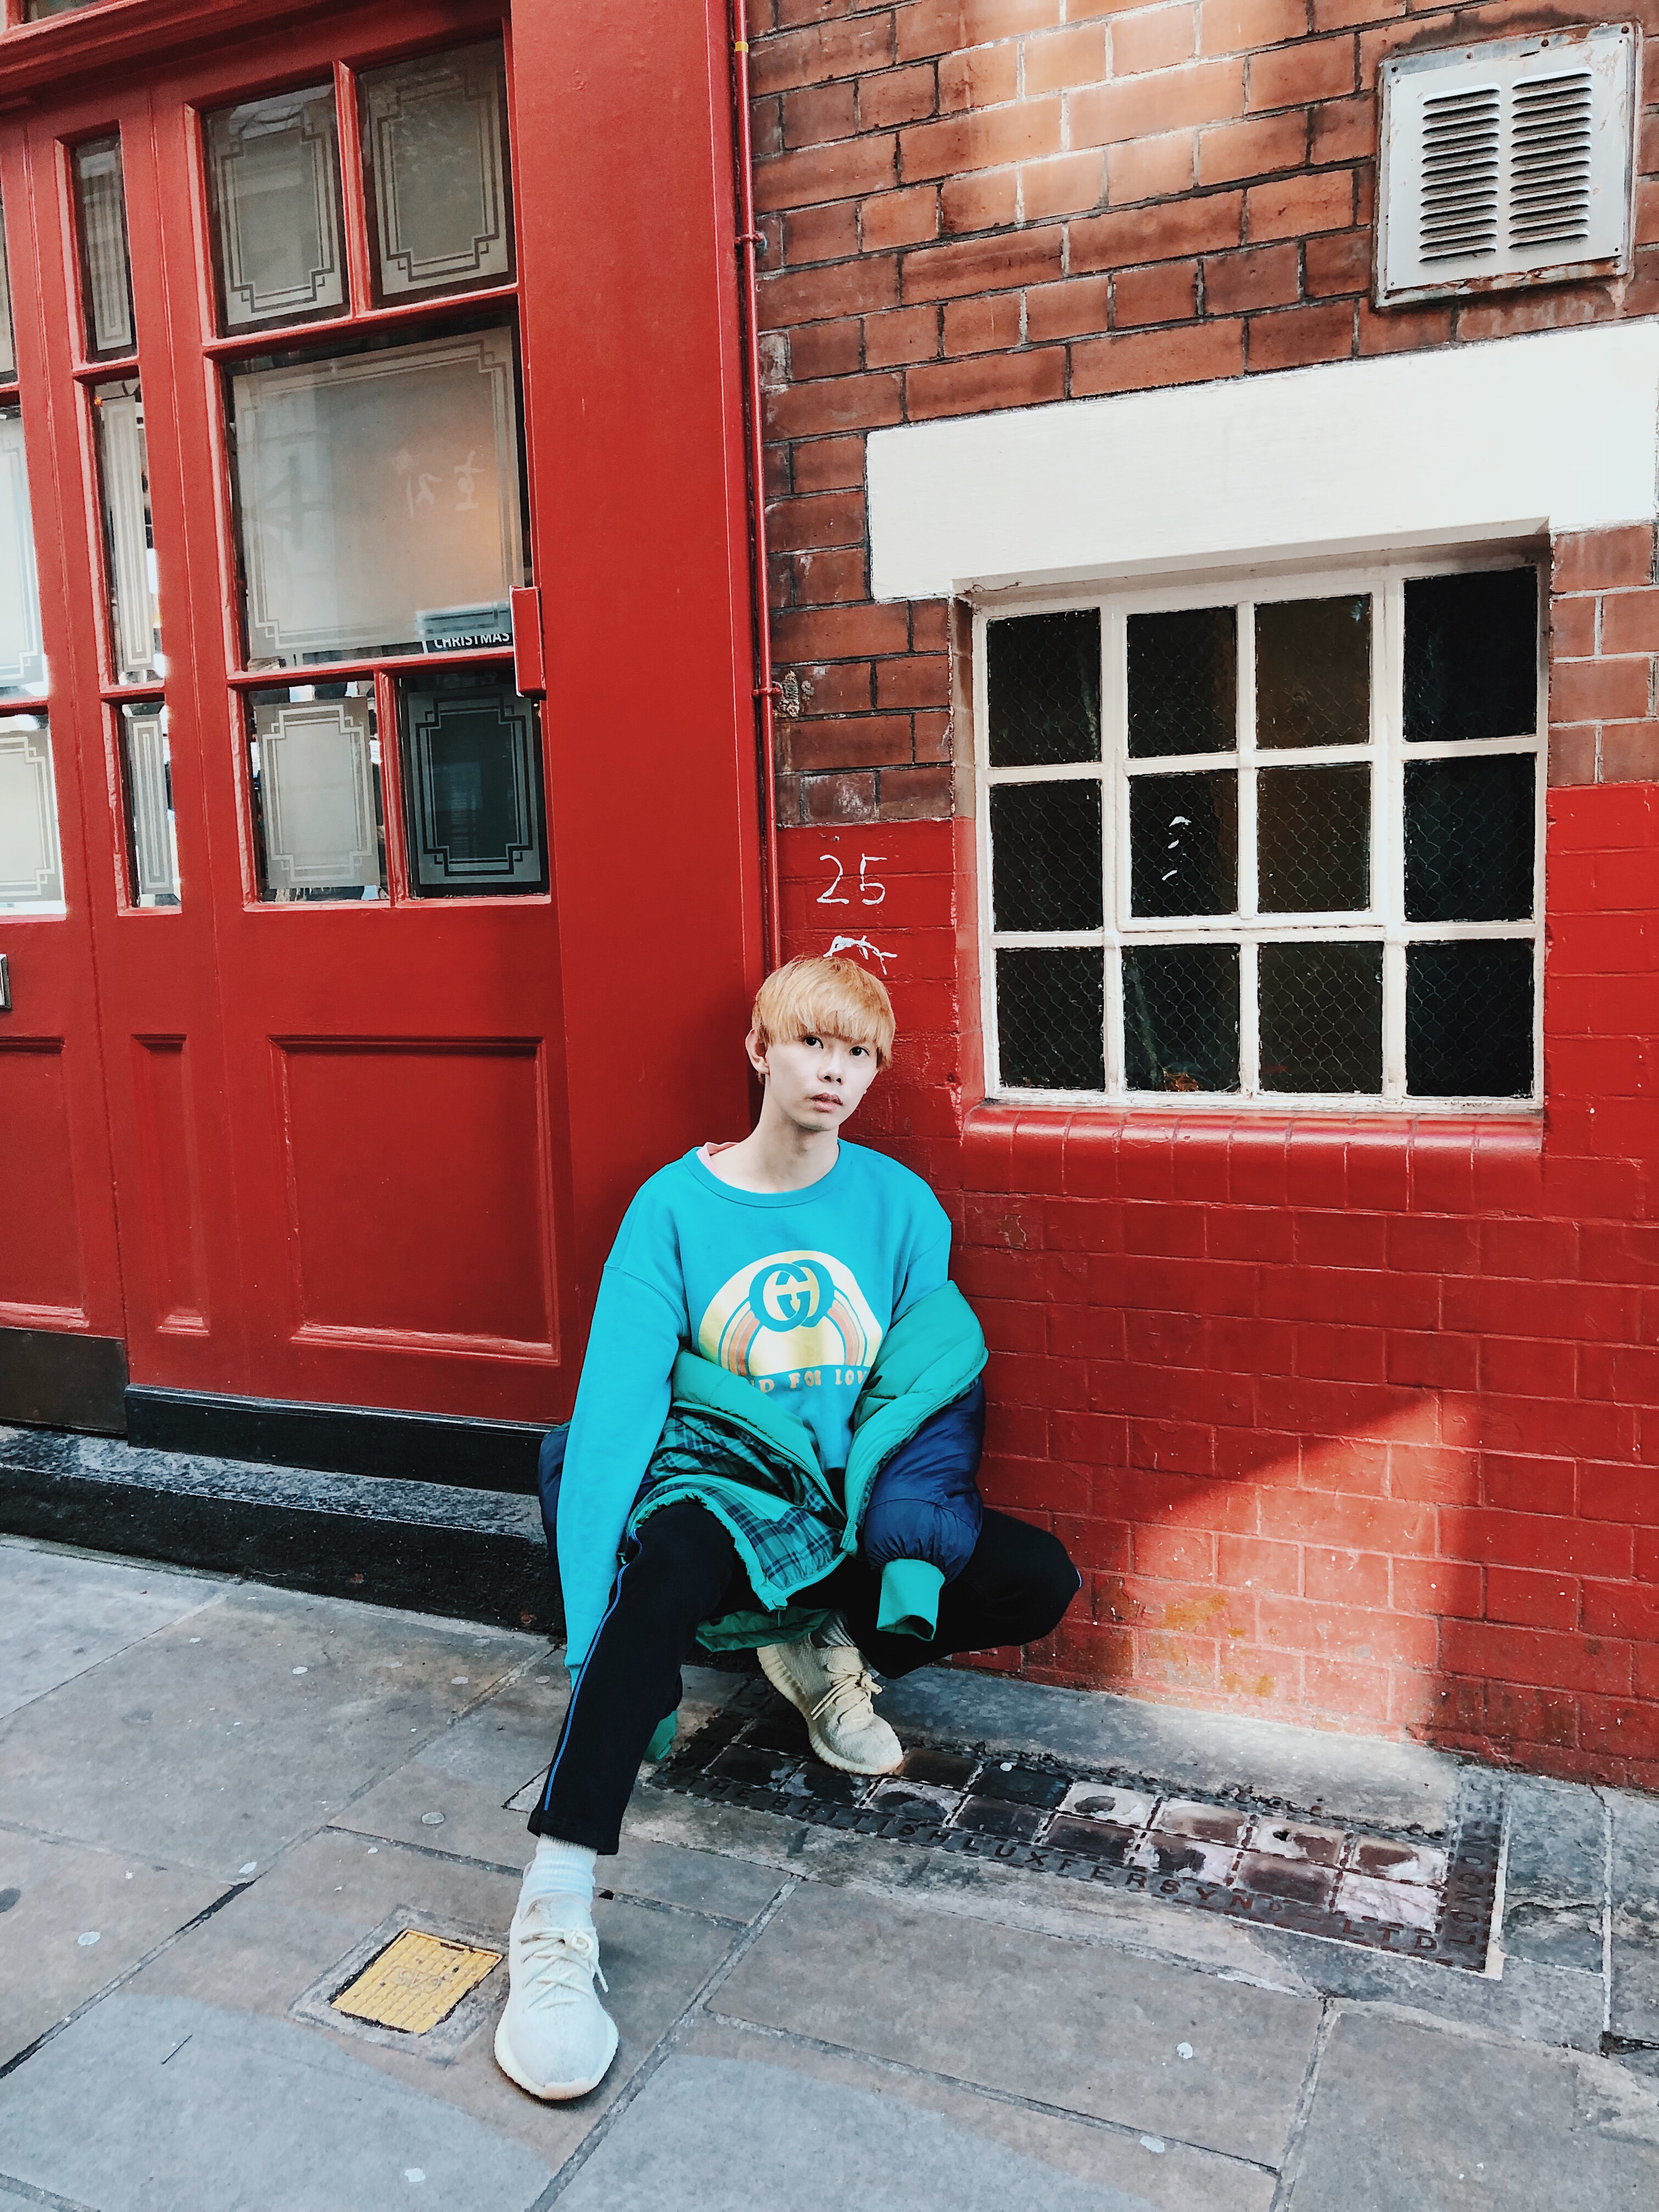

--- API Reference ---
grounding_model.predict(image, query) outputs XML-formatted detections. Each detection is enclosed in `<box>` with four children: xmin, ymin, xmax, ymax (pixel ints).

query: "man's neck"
<box><xmin>703</xmin><ymin>1108</ymin><xmax>840</xmax><ymax>1194</ymax></box>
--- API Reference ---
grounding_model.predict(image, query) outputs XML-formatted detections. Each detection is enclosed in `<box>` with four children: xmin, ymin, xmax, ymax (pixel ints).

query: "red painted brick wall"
<box><xmin>756</xmin><ymin>1</ymin><xmax>1659</xmax><ymax>1786</ymax></box>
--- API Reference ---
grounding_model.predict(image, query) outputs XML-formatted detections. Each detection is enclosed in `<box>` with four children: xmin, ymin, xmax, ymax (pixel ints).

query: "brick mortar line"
<box><xmin>700</xmin><ymin>2004</ymin><xmax>1288</xmax><ymax>2174</ymax></box>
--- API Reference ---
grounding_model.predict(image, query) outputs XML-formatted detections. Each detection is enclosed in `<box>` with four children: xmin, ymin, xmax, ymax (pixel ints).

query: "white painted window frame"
<box><xmin>975</xmin><ymin>549</ymin><xmax>1547</xmax><ymax>1115</ymax></box>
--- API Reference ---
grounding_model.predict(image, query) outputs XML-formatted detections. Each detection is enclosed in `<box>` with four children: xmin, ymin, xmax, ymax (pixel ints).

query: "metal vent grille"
<box><xmin>1380</xmin><ymin>27</ymin><xmax>1634</xmax><ymax>304</ymax></box>
<box><xmin>1420</xmin><ymin>86</ymin><xmax>1501</xmax><ymax>262</ymax></box>
<box><xmin>1509</xmin><ymin>71</ymin><xmax>1594</xmax><ymax>250</ymax></box>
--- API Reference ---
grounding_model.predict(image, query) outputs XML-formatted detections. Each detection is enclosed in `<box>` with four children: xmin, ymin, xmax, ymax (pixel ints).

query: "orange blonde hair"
<box><xmin>751</xmin><ymin>956</ymin><xmax>896</xmax><ymax>1069</ymax></box>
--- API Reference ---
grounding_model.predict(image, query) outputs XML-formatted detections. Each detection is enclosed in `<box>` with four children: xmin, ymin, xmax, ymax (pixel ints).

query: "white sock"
<box><xmin>520</xmin><ymin>1835</ymin><xmax>596</xmax><ymax>1913</ymax></box>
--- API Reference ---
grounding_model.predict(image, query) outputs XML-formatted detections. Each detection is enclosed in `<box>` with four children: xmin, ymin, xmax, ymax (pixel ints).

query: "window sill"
<box><xmin>961</xmin><ymin>1100</ymin><xmax>1544</xmax><ymax>1210</ymax></box>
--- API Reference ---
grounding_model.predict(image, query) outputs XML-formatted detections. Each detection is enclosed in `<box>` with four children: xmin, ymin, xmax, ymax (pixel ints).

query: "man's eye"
<box><xmin>803</xmin><ymin>1035</ymin><xmax>821</xmax><ymax>1048</ymax></box>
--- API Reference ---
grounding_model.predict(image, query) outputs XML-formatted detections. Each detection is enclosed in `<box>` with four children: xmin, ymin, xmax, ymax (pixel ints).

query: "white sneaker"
<box><xmin>493</xmin><ymin>1894</ymin><xmax>619</xmax><ymax>2101</ymax></box>
<box><xmin>758</xmin><ymin>1613</ymin><xmax>903</xmax><ymax>1775</ymax></box>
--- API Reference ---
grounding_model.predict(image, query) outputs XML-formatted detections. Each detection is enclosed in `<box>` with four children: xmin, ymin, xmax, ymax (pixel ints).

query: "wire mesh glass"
<box><xmin>1122</xmin><ymin>944</ymin><xmax>1239</xmax><ymax>1093</ymax></box>
<box><xmin>1257</xmin><ymin>765</ymin><xmax>1370</xmax><ymax>913</ymax></box>
<box><xmin>1127</xmin><ymin>606</ymin><xmax>1236</xmax><ymax>758</ymax></box>
<box><xmin>1259</xmin><ymin>941</ymin><xmax>1383</xmax><ymax>1093</ymax></box>
<box><xmin>1404</xmin><ymin>754</ymin><xmax>1534</xmax><ymax>923</ymax></box>
<box><xmin>996</xmin><ymin>948</ymin><xmax>1105</xmax><ymax>1091</ymax></box>
<box><xmin>1403</xmin><ymin>569</ymin><xmax>1537</xmax><ymax>742</ymax></box>
<box><xmin>1130</xmin><ymin>770</ymin><xmax>1237</xmax><ymax>917</ymax></box>
<box><xmin>990</xmin><ymin>779</ymin><xmax>1102</xmax><ymax>932</ymax></box>
<box><xmin>1255</xmin><ymin>595</ymin><xmax>1370</xmax><ymax>749</ymax></box>
<box><xmin>988</xmin><ymin>610</ymin><xmax>1102</xmax><ymax>768</ymax></box>
<box><xmin>1406</xmin><ymin>940</ymin><xmax>1533</xmax><ymax>1098</ymax></box>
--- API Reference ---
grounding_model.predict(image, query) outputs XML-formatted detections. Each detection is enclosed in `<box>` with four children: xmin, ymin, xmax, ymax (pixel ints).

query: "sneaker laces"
<box><xmin>517</xmin><ymin>1914</ymin><xmax>609</xmax><ymax>2012</ymax></box>
<box><xmin>810</xmin><ymin>1647</ymin><xmax>881</xmax><ymax>1726</ymax></box>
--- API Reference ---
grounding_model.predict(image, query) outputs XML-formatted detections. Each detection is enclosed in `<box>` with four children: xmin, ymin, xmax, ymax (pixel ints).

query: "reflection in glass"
<box><xmin>1129</xmin><ymin>769</ymin><xmax>1237</xmax><ymax>917</ymax></box>
<box><xmin>988</xmin><ymin>610</ymin><xmax>1101</xmax><ymax>769</ymax></box>
<box><xmin>1404</xmin><ymin>755</ymin><xmax>1534</xmax><ymax>923</ymax></box>
<box><xmin>1128</xmin><ymin>606</ymin><xmax>1235</xmax><ymax>758</ymax></box>
<box><xmin>232</xmin><ymin>328</ymin><xmax>526</xmax><ymax>668</ymax></box>
<box><xmin>1256</xmin><ymin>596</ymin><xmax>1369</xmax><ymax>748</ymax></box>
<box><xmin>989</xmin><ymin>780</ymin><xmax>1102</xmax><ymax>932</ymax></box>
<box><xmin>92</xmin><ymin>380</ymin><xmax>162</xmax><ymax>685</ymax></box>
<box><xmin>1122</xmin><ymin>944</ymin><xmax>1239</xmax><ymax>1092</ymax></box>
<box><xmin>249</xmin><ymin>684</ymin><xmax>385</xmax><ymax>901</ymax></box>
<box><xmin>1404</xmin><ymin>569</ymin><xmax>1537</xmax><ymax>741</ymax></box>
<box><xmin>120</xmin><ymin>703</ymin><xmax>180</xmax><ymax>907</ymax></box>
<box><xmin>26</xmin><ymin>0</ymin><xmax>101</xmax><ymax>15</ymax></box>
<box><xmin>0</xmin><ymin>716</ymin><xmax>63</xmax><ymax>911</ymax></box>
<box><xmin>399</xmin><ymin>675</ymin><xmax>546</xmax><ymax>895</ymax></box>
<box><xmin>362</xmin><ymin>43</ymin><xmax>514</xmax><ymax>303</ymax></box>
<box><xmin>0</xmin><ymin>195</ymin><xmax>15</xmax><ymax>382</ymax></box>
<box><xmin>72</xmin><ymin>137</ymin><xmax>136</xmax><ymax>359</ymax></box>
<box><xmin>1257</xmin><ymin>765</ymin><xmax>1369</xmax><ymax>913</ymax></box>
<box><xmin>1259</xmin><ymin>942</ymin><xmax>1383</xmax><ymax>1094</ymax></box>
<box><xmin>1407</xmin><ymin>941</ymin><xmax>1534</xmax><ymax>1098</ymax></box>
<box><xmin>0</xmin><ymin>403</ymin><xmax>46</xmax><ymax>701</ymax></box>
<box><xmin>205</xmin><ymin>86</ymin><xmax>346</xmax><ymax>333</ymax></box>
<box><xmin>996</xmin><ymin>948</ymin><xmax>1104</xmax><ymax>1091</ymax></box>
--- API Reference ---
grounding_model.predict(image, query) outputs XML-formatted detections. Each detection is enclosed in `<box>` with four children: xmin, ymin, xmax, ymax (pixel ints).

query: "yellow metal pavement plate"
<box><xmin>330</xmin><ymin>1928</ymin><xmax>503</xmax><ymax>2035</ymax></box>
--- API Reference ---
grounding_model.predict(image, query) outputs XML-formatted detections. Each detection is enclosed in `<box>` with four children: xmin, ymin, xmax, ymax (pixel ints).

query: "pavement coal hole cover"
<box><xmin>646</xmin><ymin>1681</ymin><xmax>1503</xmax><ymax>1971</ymax></box>
<box><xmin>292</xmin><ymin>1910</ymin><xmax>505</xmax><ymax>2058</ymax></box>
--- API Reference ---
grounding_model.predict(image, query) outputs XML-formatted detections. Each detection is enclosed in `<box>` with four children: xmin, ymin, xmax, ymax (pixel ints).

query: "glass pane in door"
<box><xmin>360</xmin><ymin>44</ymin><xmax>514</xmax><ymax>302</ymax></box>
<box><xmin>0</xmin><ymin>716</ymin><xmax>64</xmax><ymax>911</ymax></box>
<box><xmin>0</xmin><ymin>403</ymin><xmax>46</xmax><ymax>700</ymax></box>
<box><xmin>248</xmin><ymin>683</ymin><xmax>385</xmax><ymax>901</ymax></box>
<box><xmin>205</xmin><ymin>86</ymin><xmax>347</xmax><ymax>332</ymax></box>
<box><xmin>120</xmin><ymin>702</ymin><xmax>180</xmax><ymax>907</ymax></box>
<box><xmin>397</xmin><ymin>673</ymin><xmax>546</xmax><ymax>895</ymax></box>
<box><xmin>230</xmin><ymin>327</ymin><xmax>525</xmax><ymax>667</ymax></box>
<box><xmin>92</xmin><ymin>379</ymin><xmax>163</xmax><ymax>684</ymax></box>
<box><xmin>72</xmin><ymin>137</ymin><xmax>137</xmax><ymax>360</ymax></box>
<box><xmin>0</xmin><ymin>197</ymin><xmax>15</xmax><ymax>382</ymax></box>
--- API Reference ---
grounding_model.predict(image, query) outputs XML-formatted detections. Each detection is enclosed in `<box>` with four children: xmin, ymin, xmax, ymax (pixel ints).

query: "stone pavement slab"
<box><xmin>1499</xmin><ymin>1773</ymin><xmax>1609</xmax><ymax>1977</ymax></box>
<box><xmin>1284</xmin><ymin>2010</ymin><xmax>1659</xmax><ymax>2210</ymax></box>
<box><xmin>0</xmin><ymin>1542</ymin><xmax>225</xmax><ymax>1719</ymax></box>
<box><xmin>712</xmin><ymin>1880</ymin><xmax>1322</xmax><ymax>2165</ymax></box>
<box><xmin>0</xmin><ymin>1990</ymin><xmax>555</xmax><ymax>2212</ymax></box>
<box><xmin>0</xmin><ymin>1829</ymin><xmax>223</xmax><ymax>2067</ymax></box>
<box><xmin>0</xmin><ymin>1583</ymin><xmax>538</xmax><ymax>1879</ymax></box>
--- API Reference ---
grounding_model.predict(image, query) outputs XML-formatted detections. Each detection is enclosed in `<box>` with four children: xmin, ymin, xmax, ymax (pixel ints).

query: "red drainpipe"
<box><xmin>732</xmin><ymin>12</ymin><xmax>785</xmax><ymax>973</ymax></box>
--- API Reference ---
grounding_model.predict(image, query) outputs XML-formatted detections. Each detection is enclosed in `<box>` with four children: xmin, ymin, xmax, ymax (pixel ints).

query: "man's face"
<box><xmin>751</xmin><ymin>1027</ymin><xmax>881</xmax><ymax>1134</ymax></box>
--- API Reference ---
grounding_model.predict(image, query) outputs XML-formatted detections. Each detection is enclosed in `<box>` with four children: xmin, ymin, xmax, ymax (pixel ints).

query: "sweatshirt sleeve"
<box><xmin>554</xmin><ymin>1243</ymin><xmax>686</xmax><ymax>1673</ymax></box>
<box><xmin>891</xmin><ymin>1184</ymin><xmax>953</xmax><ymax>1322</ymax></box>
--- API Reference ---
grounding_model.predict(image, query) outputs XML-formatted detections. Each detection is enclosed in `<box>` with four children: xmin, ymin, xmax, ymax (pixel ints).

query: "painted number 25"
<box><xmin>817</xmin><ymin>853</ymin><xmax>887</xmax><ymax>907</ymax></box>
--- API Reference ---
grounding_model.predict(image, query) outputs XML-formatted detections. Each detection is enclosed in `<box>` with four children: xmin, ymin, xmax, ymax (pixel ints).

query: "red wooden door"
<box><xmin>0</xmin><ymin>0</ymin><xmax>760</xmax><ymax>1429</ymax></box>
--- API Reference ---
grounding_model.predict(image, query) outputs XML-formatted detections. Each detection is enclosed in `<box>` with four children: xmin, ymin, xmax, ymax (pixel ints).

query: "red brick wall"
<box><xmin>758</xmin><ymin>3</ymin><xmax>1659</xmax><ymax>1785</ymax></box>
<box><xmin>751</xmin><ymin>0</ymin><xmax>1659</xmax><ymax>814</ymax></box>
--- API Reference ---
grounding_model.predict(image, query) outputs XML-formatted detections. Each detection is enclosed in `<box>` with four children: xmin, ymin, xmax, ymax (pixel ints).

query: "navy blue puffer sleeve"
<box><xmin>859</xmin><ymin>1381</ymin><xmax>985</xmax><ymax>1638</ymax></box>
<box><xmin>538</xmin><ymin>1423</ymin><xmax>569</xmax><ymax>1556</ymax></box>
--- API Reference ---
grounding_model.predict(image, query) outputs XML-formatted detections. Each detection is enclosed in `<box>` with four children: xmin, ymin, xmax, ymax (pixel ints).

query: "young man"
<box><xmin>494</xmin><ymin>957</ymin><xmax>1079</xmax><ymax>2102</ymax></box>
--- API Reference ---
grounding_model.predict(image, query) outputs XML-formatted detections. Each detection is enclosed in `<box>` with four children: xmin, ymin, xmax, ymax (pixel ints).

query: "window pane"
<box><xmin>1257</xmin><ymin>764</ymin><xmax>1370</xmax><ymax>913</ymax></box>
<box><xmin>92</xmin><ymin>379</ymin><xmax>162</xmax><ymax>685</ymax></box>
<box><xmin>1403</xmin><ymin>569</ymin><xmax>1537</xmax><ymax>741</ymax></box>
<box><xmin>398</xmin><ymin>674</ymin><xmax>546</xmax><ymax>896</ymax></box>
<box><xmin>0</xmin><ymin>195</ymin><xmax>15</xmax><ymax>382</ymax></box>
<box><xmin>120</xmin><ymin>703</ymin><xmax>180</xmax><ymax>907</ymax></box>
<box><xmin>1130</xmin><ymin>769</ymin><xmax>1237</xmax><ymax>917</ymax></box>
<box><xmin>205</xmin><ymin>87</ymin><xmax>346</xmax><ymax>334</ymax></box>
<box><xmin>1122</xmin><ymin>944</ymin><xmax>1239</xmax><ymax>1093</ymax></box>
<box><xmin>0</xmin><ymin>716</ymin><xmax>63</xmax><ymax>911</ymax></box>
<box><xmin>0</xmin><ymin>402</ymin><xmax>46</xmax><ymax>701</ymax></box>
<box><xmin>27</xmin><ymin>0</ymin><xmax>100</xmax><ymax>15</ymax></box>
<box><xmin>989</xmin><ymin>779</ymin><xmax>1102</xmax><ymax>932</ymax></box>
<box><xmin>248</xmin><ymin>684</ymin><xmax>385</xmax><ymax>901</ymax></box>
<box><xmin>71</xmin><ymin>138</ymin><xmax>136</xmax><ymax>360</ymax></box>
<box><xmin>987</xmin><ymin>610</ymin><xmax>1101</xmax><ymax>768</ymax></box>
<box><xmin>1407</xmin><ymin>941</ymin><xmax>1534</xmax><ymax>1098</ymax></box>
<box><xmin>361</xmin><ymin>43</ymin><xmax>514</xmax><ymax>304</ymax></box>
<box><xmin>1255</xmin><ymin>595</ymin><xmax>1369</xmax><ymax>748</ymax></box>
<box><xmin>1404</xmin><ymin>755</ymin><xmax>1534</xmax><ymax>923</ymax></box>
<box><xmin>1259</xmin><ymin>942</ymin><xmax>1383</xmax><ymax>1093</ymax></box>
<box><xmin>996</xmin><ymin>948</ymin><xmax>1104</xmax><ymax>1090</ymax></box>
<box><xmin>1127</xmin><ymin>605</ymin><xmax>1235</xmax><ymax>758</ymax></box>
<box><xmin>232</xmin><ymin>328</ymin><xmax>525</xmax><ymax>668</ymax></box>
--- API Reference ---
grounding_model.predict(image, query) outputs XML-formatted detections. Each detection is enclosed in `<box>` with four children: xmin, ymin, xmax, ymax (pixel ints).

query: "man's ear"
<box><xmin>745</xmin><ymin>1025</ymin><xmax>769</xmax><ymax>1080</ymax></box>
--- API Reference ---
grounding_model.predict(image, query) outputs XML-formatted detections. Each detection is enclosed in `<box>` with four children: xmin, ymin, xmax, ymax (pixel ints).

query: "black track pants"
<box><xmin>529</xmin><ymin>1500</ymin><xmax>1080</xmax><ymax>1854</ymax></box>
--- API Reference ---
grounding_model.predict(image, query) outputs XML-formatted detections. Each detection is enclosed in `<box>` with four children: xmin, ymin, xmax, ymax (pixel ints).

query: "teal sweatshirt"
<box><xmin>555</xmin><ymin>1141</ymin><xmax>951</xmax><ymax>1672</ymax></box>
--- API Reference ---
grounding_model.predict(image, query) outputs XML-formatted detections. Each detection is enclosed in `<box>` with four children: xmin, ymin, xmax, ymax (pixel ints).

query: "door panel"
<box><xmin>0</xmin><ymin>1039</ymin><xmax>84</xmax><ymax>1317</ymax></box>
